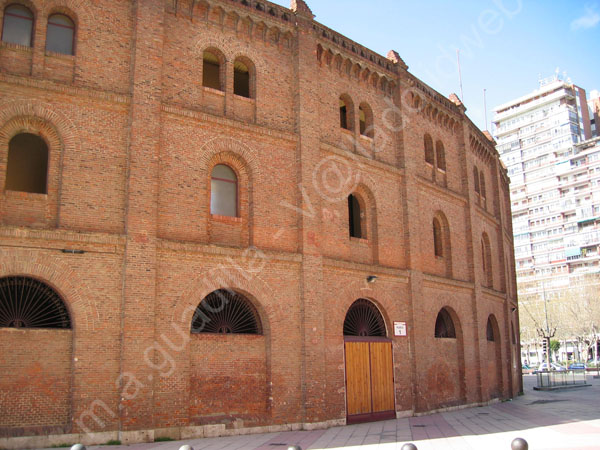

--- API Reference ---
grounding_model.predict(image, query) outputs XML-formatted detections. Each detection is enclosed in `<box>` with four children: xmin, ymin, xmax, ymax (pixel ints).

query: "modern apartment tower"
<box><xmin>493</xmin><ymin>75</ymin><xmax>600</xmax><ymax>363</ymax></box>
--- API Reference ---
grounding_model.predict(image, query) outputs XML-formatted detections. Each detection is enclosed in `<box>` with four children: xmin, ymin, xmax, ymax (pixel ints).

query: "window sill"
<box><xmin>340</xmin><ymin>127</ymin><xmax>354</xmax><ymax>135</ymax></box>
<box><xmin>3</xmin><ymin>189</ymin><xmax>48</xmax><ymax>200</ymax></box>
<box><xmin>359</xmin><ymin>133</ymin><xmax>373</xmax><ymax>141</ymax></box>
<box><xmin>436</xmin><ymin>168</ymin><xmax>446</xmax><ymax>173</ymax></box>
<box><xmin>350</xmin><ymin>236</ymin><xmax>369</xmax><ymax>245</ymax></box>
<box><xmin>45</xmin><ymin>50</ymin><xmax>75</xmax><ymax>60</ymax></box>
<box><xmin>0</xmin><ymin>41</ymin><xmax>33</xmax><ymax>52</ymax></box>
<box><xmin>233</xmin><ymin>94</ymin><xmax>255</xmax><ymax>102</ymax></box>
<box><xmin>211</xmin><ymin>214</ymin><xmax>242</xmax><ymax>224</ymax></box>
<box><xmin>202</xmin><ymin>86</ymin><xmax>225</xmax><ymax>96</ymax></box>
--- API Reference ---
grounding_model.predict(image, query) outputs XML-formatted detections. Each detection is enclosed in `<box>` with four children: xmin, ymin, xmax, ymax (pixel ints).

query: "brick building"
<box><xmin>0</xmin><ymin>0</ymin><xmax>520</xmax><ymax>447</ymax></box>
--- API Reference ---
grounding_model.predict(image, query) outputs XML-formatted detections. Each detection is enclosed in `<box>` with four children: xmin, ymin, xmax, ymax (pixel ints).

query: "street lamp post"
<box><xmin>537</xmin><ymin>282</ymin><xmax>555</xmax><ymax>370</ymax></box>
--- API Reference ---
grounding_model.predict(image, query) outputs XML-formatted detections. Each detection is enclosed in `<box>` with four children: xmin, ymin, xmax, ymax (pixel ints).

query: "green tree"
<box><xmin>550</xmin><ymin>339</ymin><xmax>561</xmax><ymax>362</ymax></box>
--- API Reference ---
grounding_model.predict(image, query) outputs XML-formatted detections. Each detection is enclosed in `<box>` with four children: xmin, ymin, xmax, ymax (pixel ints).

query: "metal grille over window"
<box><xmin>0</xmin><ymin>276</ymin><xmax>71</xmax><ymax>329</ymax></box>
<box><xmin>343</xmin><ymin>298</ymin><xmax>386</xmax><ymax>337</ymax></box>
<box><xmin>191</xmin><ymin>289</ymin><xmax>261</xmax><ymax>334</ymax></box>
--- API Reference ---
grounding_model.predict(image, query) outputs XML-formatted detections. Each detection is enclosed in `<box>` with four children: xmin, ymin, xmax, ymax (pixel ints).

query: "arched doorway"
<box><xmin>343</xmin><ymin>299</ymin><xmax>395</xmax><ymax>424</ymax></box>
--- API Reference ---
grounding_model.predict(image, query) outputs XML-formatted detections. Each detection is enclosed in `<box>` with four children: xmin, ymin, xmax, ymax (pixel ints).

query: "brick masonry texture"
<box><xmin>0</xmin><ymin>0</ymin><xmax>520</xmax><ymax>446</ymax></box>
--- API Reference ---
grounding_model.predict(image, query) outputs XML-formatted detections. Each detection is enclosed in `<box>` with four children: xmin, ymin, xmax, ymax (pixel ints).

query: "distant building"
<box><xmin>493</xmin><ymin>76</ymin><xmax>600</xmax><ymax>364</ymax></box>
<box><xmin>589</xmin><ymin>89</ymin><xmax>600</xmax><ymax>137</ymax></box>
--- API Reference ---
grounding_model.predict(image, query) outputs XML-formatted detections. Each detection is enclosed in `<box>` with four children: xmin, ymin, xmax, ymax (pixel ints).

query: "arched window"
<box><xmin>340</xmin><ymin>95</ymin><xmax>353</xmax><ymax>130</ymax></box>
<box><xmin>0</xmin><ymin>276</ymin><xmax>71</xmax><ymax>329</ymax></box>
<box><xmin>2</xmin><ymin>4</ymin><xmax>33</xmax><ymax>47</ymax></box>
<box><xmin>480</xmin><ymin>171</ymin><xmax>487</xmax><ymax>201</ymax></box>
<box><xmin>434</xmin><ymin>308</ymin><xmax>456</xmax><ymax>338</ymax></box>
<box><xmin>486</xmin><ymin>316</ymin><xmax>496</xmax><ymax>342</ymax></box>
<box><xmin>210</xmin><ymin>164</ymin><xmax>237</xmax><ymax>217</ymax></box>
<box><xmin>433</xmin><ymin>217</ymin><xmax>443</xmax><ymax>257</ymax></box>
<box><xmin>482</xmin><ymin>233</ymin><xmax>493</xmax><ymax>287</ymax></box>
<box><xmin>343</xmin><ymin>298</ymin><xmax>386</xmax><ymax>337</ymax></box>
<box><xmin>46</xmin><ymin>14</ymin><xmax>75</xmax><ymax>55</ymax></box>
<box><xmin>4</xmin><ymin>133</ymin><xmax>48</xmax><ymax>194</ymax></box>
<box><xmin>203</xmin><ymin>50</ymin><xmax>222</xmax><ymax>91</ymax></box>
<box><xmin>348</xmin><ymin>193</ymin><xmax>362</xmax><ymax>238</ymax></box>
<box><xmin>436</xmin><ymin>140</ymin><xmax>446</xmax><ymax>171</ymax></box>
<box><xmin>359</xmin><ymin>103</ymin><xmax>373</xmax><ymax>138</ymax></box>
<box><xmin>234</xmin><ymin>58</ymin><xmax>251</xmax><ymax>98</ymax></box>
<box><xmin>473</xmin><ymin>167</ymin><xmax>480</xmax><ymax>195</ymax></box>
<box><xmin>424</xmin><ymin>134</ymin><xmax>434</xmax><ymax>165</ymax></box>
<box><xmin>191</xmin><ymin>289</ymin><xmax>261</xmax><ymax>334</ymax></box>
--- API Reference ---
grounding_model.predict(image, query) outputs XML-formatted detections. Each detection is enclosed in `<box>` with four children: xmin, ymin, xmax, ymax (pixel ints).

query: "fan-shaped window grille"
<box><xmin>0</xmin><ymin>276</ymin><xmax>71</xmax><ymax>329</ymax></box>
<box><xmin>486</xmin><ymin>317</ymin><xmax>496</xmax><ymax>342</ymax></box>
<box><xmin>434</xmin><ymin>308</ymin><xmax>456</xmax><ymax>338</ymax></box>
<box><xmin>343</xmin><ymin>299</ymin><xmax>386</xmax><ymax>337</ymax></box>
<box><xmin>191</xmin><ymin>289</ymin><xmax>261</xmax><ymax>334</ymax></box>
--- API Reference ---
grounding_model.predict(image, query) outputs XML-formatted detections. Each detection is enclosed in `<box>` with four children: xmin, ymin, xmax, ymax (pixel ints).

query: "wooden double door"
<box><xmin>344</xmin><ymin>339</ymin><xmax>395</xmax><ymax>424</ymax></box>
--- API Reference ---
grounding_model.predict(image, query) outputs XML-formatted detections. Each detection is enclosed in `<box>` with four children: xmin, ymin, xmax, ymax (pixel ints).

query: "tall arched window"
<box><xmin>359</xmin><ymin>103</ymin><xmax>373</xmax><ymax>138</ymax></box>
<box><xmin>486</xmin><ymin>316</ymin><xmax>496</xmax><ymax>342</ymax></box>
<box><xmin>5</xmin><ymin>133</ymin><xmax>48</xmax><ymax>194</ymax></box>
<box><xmin>234</xmin><ymin>58</ymin><xmax>251</xmax><ymax>98</ymax></box>
<box><xmin>0</xmin><ymin>276</ymin><xmax>71</xmax><ymax>329</ymax></box>
<box><xmin>2</xmin><ymin>4</ymin><xmax>34</xmax><ymax>47</ymax></box>
<box><xmin>473</xmin><ymin>167</ymin><xmax>480</xmax><ymax>195</ymax></box>
<box><xmin>433</xmin><ymin>217</ymin><xmax>443</xmax><ymax>257</ymax></box>
<box><xmin>436</xmin><ymin>140</ymin><xmax>446</xmax><ymax>171</ymax></box>
<box><xmin>482</xmin><ymin>233</ymin><xmax>493</xmax><ymax>287</ymax></box>
<box><xmin>210</xmin><ymin>164</ymin><xmax>237</xmax><ymax>217</ymax></box>
<box><xmin>191</xmin><ymin>289</ymin><xmax>261</xmax><ymax>334</ymax></box>
<box><xmin>480</xmin><ymin>171</ymin><xmax>487</xmax><ymax>203</ymax></box>
<box><xmin>46</xmin><ymin>14</ymin><xmax>75</xmax><ymax>55</ymax></box>
<box><xmin>348</xmin><ymin>193</ymin><xmax>363</xmax><ymax>238</ymax></box>
<box><xmin>339</xmin><ymin>94</ymin><xmax>354</xmax><ymax>131</ymax></box>
<box><xmin>203</xmin><ymin>50</ymin><xmax>222</xmax><ymax>91</ymax></box>
<box><xmin>434</xmin><ymin>308</ymin><xmax>456</xmax><ymax>338</ymax></box>
<box><xmin>424</xmin><ymin>134</ymin><xmax>434</xmax><ymax>165</ymax></box>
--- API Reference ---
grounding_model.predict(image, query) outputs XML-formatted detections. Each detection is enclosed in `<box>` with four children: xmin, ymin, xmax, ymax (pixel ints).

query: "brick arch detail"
<box><xmin>42</xmin><ymin>0</ymin><xmax>92</xmax><ymax>26</ymax></box>
<box><xmin>0</xmin><ymin>247</ymin><xmax>100</xmax><ymax>333</ymax></box>
<box><xmin>0</xmin><ymin>0</ymin><xmax>38</xmax><ymax>18</ymax></box>
<box><xmin>0</xmin><ymin>100</ymin><xmax>81</xmax><ymax>155</ymax></box>
<box><xmin>170</xmin><ymin>265</ymin><xmax>275</xmax><ymax>336</ymax></box>
<box><xmin>191</xmin><ymin>35</ymin><xmax>267</xmax><ymax>73</ymax></box>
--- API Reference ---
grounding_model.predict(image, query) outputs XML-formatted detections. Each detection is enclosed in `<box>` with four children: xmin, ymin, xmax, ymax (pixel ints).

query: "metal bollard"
<box><xmin>287</xmin><ymin>446</ymin><xmax>302</xmax><ymax>450</ymax></box>
<box><xmin>401</xmin><ymin>444</ymin><xmax>418</xmax><ymax>450</ymax></box>
<box><xmin>511</xmin><ymin>438</ymin><xmax>528</xmax><ymax>450</ymax></box>
<box><xmin>179</xmin><ymin>445</ymin><xmax>194</xmax><ymax>450</ymax></box>
<box><xmin>70</xmin><ymin>445</ymin><xmax>86</xmax><ymax>450</ymax></box>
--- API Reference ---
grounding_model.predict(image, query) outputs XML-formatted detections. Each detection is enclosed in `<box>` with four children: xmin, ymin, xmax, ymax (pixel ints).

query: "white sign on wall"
<box><xmin>394</xmin><ymin>321</ymin><xmax>407</xmax><ymax>337</ymax></box>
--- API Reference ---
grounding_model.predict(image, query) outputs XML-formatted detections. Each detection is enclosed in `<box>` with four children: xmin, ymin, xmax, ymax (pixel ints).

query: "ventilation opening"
<box><xmin>0</xmin><ymin>277</ymin><xmax>71</xmax><ymax>329</ymax></box>
<box><xmin>343</xmin><ymin>299</ymin><xmax>386</xmax><ymax>337</ymax></box>
<box><xmin>203</xmin><ymin>51</ymin><xmax>221</xmax><ymax>90</ymax></box>
<box><xmin>234</xmin><ymin>60</ymin><xmax>250</xmax><ymax>98</ymax></box>
<box><xmin>5</xmin><ymin>133</ymin><xmax>49</xmax><ymax>194</ymax></box>
<box><xmin>191</xmin><ymin>289</ymin><xmax>261</xmax><ymax>334</ymax></box>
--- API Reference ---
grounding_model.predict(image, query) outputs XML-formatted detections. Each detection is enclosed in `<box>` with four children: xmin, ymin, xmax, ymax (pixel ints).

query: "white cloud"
<box><xmin>571</xmin><ymin>4</ymin><xmax>600</xmax><ymax>30</ymax></box>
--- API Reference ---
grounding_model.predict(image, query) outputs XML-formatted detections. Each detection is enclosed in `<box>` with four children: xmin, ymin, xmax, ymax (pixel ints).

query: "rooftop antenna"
<box><xmin>457</xmin><ymin>49</ymin><xmax>464</xmax><ymax>101</ymax></box>
<box><xmin>483</xmin><ymin>88</ymin><xmax>488</xmax><ymax>131</ymax></box>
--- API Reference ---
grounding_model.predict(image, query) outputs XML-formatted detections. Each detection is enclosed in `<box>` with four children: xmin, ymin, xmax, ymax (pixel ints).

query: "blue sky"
<box><xmin>269</xmin><ymin>0</ymin><xmax>600</xmax><ymax>132</ymax></box>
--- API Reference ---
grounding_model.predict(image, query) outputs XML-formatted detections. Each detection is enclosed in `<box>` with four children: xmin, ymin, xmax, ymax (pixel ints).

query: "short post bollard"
<box><xmin>70</xmin><ymin>445</ymin><xmax>86</xmax><ymax>450</ymax></box>
<box><xmin>179</xmin><ymin>445</ymin><xmax>194</xmax><ymax>450</ymax></box>
<box><xmin>401</xmin><ymin>444</ymin><xmax>418</xmax><ymax>450</ymax></box>
<box><xmin>287</xmin><ymin>446</ymin><xmax>302</xmax><ymax>450</ymax></box>
<box><xmin>511</xmin><ymin>437</ymin><xmax>528</xmax><ymax>450</ymax></box>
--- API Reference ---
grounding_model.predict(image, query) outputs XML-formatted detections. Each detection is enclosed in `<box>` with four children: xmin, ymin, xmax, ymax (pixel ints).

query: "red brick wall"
<box><xmin>0</xmin><ymin>329</ymin><xmax>71</xmax><ymax>434</ymax></box>
<box><xmin>0</xmin><ymin>0</ymin><xmax>521</xmax><ymax>442</ymax></box>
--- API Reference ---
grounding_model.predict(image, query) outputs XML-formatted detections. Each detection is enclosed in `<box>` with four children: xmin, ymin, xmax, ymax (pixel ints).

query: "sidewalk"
<box><xmin>44</xmin><ymin>375</ymin><xmax>600</xmax><ymax>450</ymax></box>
